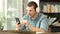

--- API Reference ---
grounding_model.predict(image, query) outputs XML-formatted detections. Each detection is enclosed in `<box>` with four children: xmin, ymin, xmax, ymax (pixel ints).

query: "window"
<box><xmin>0</xmin><ymin>0</ymin><xmax>23</xmax><ymax>30</ymax></box>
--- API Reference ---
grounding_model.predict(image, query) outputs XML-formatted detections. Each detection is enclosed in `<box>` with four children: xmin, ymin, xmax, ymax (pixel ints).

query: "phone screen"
<box><xmin>15</xmin><ymin>17</ymin><xmax>20</xmax><ymax>24</ymax></box>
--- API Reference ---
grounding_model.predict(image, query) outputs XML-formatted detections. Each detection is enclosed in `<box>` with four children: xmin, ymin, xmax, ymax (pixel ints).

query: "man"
<box><xmin>16</xmin><ymin>1</ymin><xmax>48</xmax><ymax>33</ymax></box>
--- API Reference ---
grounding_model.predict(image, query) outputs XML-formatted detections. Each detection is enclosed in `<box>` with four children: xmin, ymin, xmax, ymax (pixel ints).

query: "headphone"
<box><xmin>36</xmin><ymin>7</ymin><xmax>40</xmax><ymax>13</ymax></box>
<box><xmin>28</xmin><ymin>1</ymin><xmax>40</xmax><ymax>13</ymax></box>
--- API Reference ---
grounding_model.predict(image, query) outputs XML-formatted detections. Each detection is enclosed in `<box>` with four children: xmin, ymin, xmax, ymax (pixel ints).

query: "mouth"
<box><xmin>29</xmin><ymin>14</ymin><xmax>32</xmax><ymax>16</ymax></box>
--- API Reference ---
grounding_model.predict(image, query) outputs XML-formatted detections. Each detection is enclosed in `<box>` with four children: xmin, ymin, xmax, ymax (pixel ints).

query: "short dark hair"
<box><xmin>27</xmin><ymin>1</ymin><xmax>38</xmax><ymax>9</ymax></box>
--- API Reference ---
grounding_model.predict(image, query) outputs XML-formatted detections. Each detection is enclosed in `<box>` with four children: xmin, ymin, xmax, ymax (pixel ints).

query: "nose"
<box><xmin>27</xmin><ymin>11</ymin><xmax>30</xmax><ymax>14</ymax></box>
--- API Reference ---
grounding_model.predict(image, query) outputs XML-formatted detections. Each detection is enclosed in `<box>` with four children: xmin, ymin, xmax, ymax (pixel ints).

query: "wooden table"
<box><xmin>0</xmin><ymin>30</ymin><xmax>60</xmax><ymax>34</ymax></box>
<box><xmin>47</xmin><ymin>32</ymin><xmax>60</xmax><ymax>34</ymax></box>
<box><xmin>0</xmin><ymin>30</ymin><xmax>35</xmax><ymax>34</ymax></box>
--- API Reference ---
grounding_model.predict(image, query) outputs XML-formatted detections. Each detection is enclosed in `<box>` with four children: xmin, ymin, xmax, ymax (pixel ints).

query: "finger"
<box><xmin>16</xmin><ymin>24</ymin><xmax>21</xmax><ymax>27</ymax></box>
<box><xmin>16</xmin><ymin>21</ymin><xmax>19</xmax><ymax>25</ymax></box>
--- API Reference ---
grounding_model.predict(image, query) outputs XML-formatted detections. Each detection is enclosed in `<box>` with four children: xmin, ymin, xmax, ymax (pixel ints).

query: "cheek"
<box><xmin>27</xmin><ymin>10</ymin><xmax>35</xmax><ymax>15</ymax></box>
<box><xmin>32</xmin><ymin>11</ymin><xmax>35</xmax><ymax>14</ymax></box>
<box><xmin>28</xmin><ymin>12</ymin><xmax>33</xmax><ymax>16</ymax></box>
<box><xmin>30</xmin><ymin>11</ymin><xmax>34</xmax><ymax>15</ymax></box>
<box><xmin>27</xmin><ymin>11</ymin><xmax>31</xmax><ymax>14</ymax></box>
<box><xmin>27</xmin><ymin>11</ymin><xmax>30</xmax><ymax>14</ymax></box>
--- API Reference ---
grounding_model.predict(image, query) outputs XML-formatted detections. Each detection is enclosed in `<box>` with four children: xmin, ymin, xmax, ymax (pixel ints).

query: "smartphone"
<box><xmin>15</xmin><ymin>17</ymin><xmax>20</xmax><ymax>24</ymax></box>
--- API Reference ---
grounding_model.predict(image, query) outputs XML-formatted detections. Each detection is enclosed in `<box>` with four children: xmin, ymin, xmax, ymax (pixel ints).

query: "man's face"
<box><xmin>26</xmin><ymin>6</ymin><xmax>36</xmax><ymax>18</ymax></box>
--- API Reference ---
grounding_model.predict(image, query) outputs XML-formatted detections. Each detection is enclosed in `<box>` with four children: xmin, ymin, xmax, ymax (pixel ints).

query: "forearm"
<box><xmin>27</xmin><ymin>25</ymin><xmax>45</xmax><ymax>33</ymax></box>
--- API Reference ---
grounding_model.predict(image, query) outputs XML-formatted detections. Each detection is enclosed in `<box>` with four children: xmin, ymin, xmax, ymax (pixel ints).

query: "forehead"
<box><xmin>26</xmin><ymin>6</ymin><xmax>34</xmax><ymax>10</ymax></box>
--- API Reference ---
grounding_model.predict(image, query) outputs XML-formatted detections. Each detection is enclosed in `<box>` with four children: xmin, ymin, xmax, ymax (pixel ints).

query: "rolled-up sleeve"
<box><xmin>40</xmin><ymin>16</ymin><xmax>48</xmax><ymax>32</ymax></box>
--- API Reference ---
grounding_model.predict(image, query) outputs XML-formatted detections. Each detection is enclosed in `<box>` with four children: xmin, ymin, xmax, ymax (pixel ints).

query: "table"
<box><xmin>0</xmin><ymin>30</ymin><xmax>35</xmax><ymax>34</ymax></box>
<box><xmin>0</xmin><ymin>30</ymin><xmax>60</xmax><ymax>34</ymax></box>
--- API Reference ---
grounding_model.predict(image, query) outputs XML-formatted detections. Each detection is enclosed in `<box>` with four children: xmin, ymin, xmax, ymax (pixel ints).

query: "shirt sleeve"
<box><xmin>40</xmin><ymin>16</ymin><xmax>48</xmax><ymax>32</ymax></box>
<box><xmin>21</xmin><ymin>24</ymin><xmax>26</xmax><ymax>30</ymax></box>
<box><xmin>20</xmin><ymin>15</ymin><xmax>27</xmax><ymax>30</ymax></box>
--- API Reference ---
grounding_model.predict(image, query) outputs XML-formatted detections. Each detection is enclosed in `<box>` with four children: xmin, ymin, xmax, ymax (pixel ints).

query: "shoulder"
<box><xmin>39</xmin><ymin>13</ymin><xmax>47</xmax><ymax>20</ymax></box>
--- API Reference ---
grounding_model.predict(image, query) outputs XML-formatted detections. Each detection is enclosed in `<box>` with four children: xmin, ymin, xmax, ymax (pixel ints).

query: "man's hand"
<box><xmin>22</xmin><ymin>20</ymin><xmax>29</xmax><ymax>27</ymax></box>
<box><xmin>22</xmin><ymin>20</ymin><xmax>45</xmax><ymax>33</ymax></box>
<box><xmin>16</xmin><ymin>21</ymin><xmax>21</xmax><ymax>30</ymax></box>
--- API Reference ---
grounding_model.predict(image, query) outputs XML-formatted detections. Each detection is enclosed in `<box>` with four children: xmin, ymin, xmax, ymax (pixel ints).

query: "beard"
<box><xmin>28</xmin><ymin>14</ymin><xmax>35</xmax><ymax>18</ymax></box>
<box><xmin>28</xmin><ymin>14</ymin><xmax>33</xmax><ymax>18</ymax></box>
